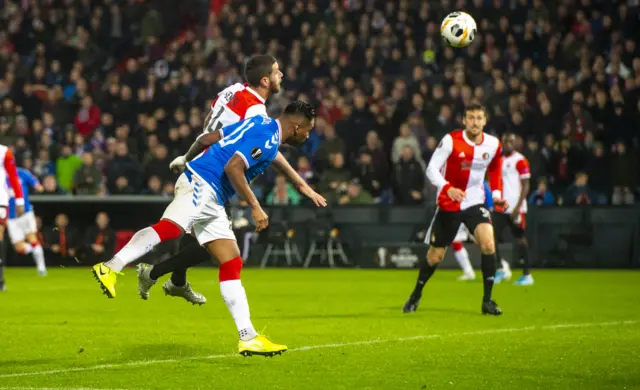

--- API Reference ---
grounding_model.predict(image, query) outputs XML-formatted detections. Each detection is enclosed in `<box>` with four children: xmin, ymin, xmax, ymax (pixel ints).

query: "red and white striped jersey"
<box><xmin>0</xmin><ymin>145</ymin><xmax>24</xmax><ymax>208</ymax></box>
<box><xmin>426</xmin><ymin>130</ymin><xmax>503</xmax><ymax>212</ymax></box>
<box><xmin>502</xmin><ymin>151</ymin><xmax>530</xmax><ymax>214</ymax></box>
<box><xmin>203</xmin><ymin>83</ymin><xmax>267</xmax><ymax>135</ymax></box>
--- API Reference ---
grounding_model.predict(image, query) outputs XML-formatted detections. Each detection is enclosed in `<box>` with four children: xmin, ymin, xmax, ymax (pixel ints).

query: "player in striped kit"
<box><xmin>0</xmin><ymin>145</ymin><xmax>25</xmax><ymax>291</ymax></box>
<box><xmin>493</xmin><ymin>133</ymin><xmax>533</xmax><ymax>286</ymax></box>
<box><xmin>402</xmin><ymin>104</ymin><xmax>507</xmax><ymax>315</ymax></box>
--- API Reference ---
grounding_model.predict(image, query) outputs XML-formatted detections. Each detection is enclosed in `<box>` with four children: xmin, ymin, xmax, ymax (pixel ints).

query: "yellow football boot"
<box><xmin>92</xmin><ymin>263</ymin><xmax>119</xmax><ymax>298</ymax></box>
<box><xmin>238</xmin><ymin>335</ymin><xmax>287</xmax><ymax>357</ymax></box>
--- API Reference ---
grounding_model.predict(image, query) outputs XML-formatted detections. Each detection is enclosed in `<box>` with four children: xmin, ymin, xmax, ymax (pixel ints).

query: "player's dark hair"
<box><xmin>283</xmin><ymin>100</ymin><xmax>316</xmax><ymax>122</ymax></box>
<box><xmin>464</xmin><ymin>103</ymin><xmax>487</xmax><ymax>114</ymax></box>
<box><xmin>244</xmin><ymin>55</ymin><xmax>277</xmax><ymax>86</ymax></box>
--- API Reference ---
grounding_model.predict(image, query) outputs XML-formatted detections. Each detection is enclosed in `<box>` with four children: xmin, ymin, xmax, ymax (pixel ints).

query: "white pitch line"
<box><xmin>1</xmin><ymin>319</ymin><xmax>637</xmax><ymax>379</ymax></box>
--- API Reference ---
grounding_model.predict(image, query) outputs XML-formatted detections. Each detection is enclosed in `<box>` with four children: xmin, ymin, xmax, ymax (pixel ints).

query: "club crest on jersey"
<box><xmin>482</xmin><ymin>152</ymin><xmax>490</xmax><ymax>160</ymax></box>
<box><xmin>251</xmin><ymin>147</ymin><xmax>262</xmax><ymax>160</ymax></box>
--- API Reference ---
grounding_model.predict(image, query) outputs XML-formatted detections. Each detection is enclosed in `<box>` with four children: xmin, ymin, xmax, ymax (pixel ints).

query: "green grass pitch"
<box><xmin>0</xmin><ymin>268</ymin><xmax>639</xmax><ymax>389</ymax></box>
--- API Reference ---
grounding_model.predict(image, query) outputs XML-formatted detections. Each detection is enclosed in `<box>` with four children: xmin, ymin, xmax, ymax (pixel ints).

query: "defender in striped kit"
<box><xmin>403</xmin><ymin>104</ymin><xmax>508</xmax><ymax>315</ymax></box>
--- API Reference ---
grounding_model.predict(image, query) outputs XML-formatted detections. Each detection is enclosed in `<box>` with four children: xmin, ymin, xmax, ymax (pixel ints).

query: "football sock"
<box><xmin>452</xmin><ymin>242</ymin><xmax>473</xmax><ymax>274</ymax></box>
<box><xmin>219</xmin><ymin>256</ymin><xmax>257</xmax><ymax>341</ymax></box>
<box><xmin>29</xmin><ymin>242</ymin><xmax>46</xmax><ymax>272</ymax></box>
<box><xmin>148</xmin><ymin>241</ymin><xmax>203</xmax><ymax>285</ymax></box>
<box><xmin>105</xmin><ymin>221</ymin><xmax>181</xmax><ymax>272</ymax></box>
<box><xmin>481</xmin><ymin>253</ymin><xmax>497</xmax><ymax>302</ymax></box>
<box><xmin>411</xmin><ymin>260</ymin><xmax>438</xmax><ymax>298</ymax></box>
<box><xmin>517</xmin><ymin>241</ymin><xmax>530</xmax><ymax>275</ymax></box>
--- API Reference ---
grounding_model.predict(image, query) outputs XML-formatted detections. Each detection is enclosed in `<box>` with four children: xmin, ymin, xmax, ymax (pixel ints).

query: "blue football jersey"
<box><xmin>8</xmin><ymin>168</ymin><xmax>39</xmax><ymax>218</ymax></box>
<box><xmin>187</xmin><ymin>115</ymin><xmax>281</xmax><ymax>205</ymax></box>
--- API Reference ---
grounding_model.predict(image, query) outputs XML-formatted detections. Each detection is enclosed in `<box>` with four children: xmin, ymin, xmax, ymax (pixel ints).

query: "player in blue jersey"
<box><xmin>93</xmin><ymin>101</ymin><xmax>321</xmax><ymax>357</ymax></box>
<box><xmin>7</xmin><ymin>168</ymin><xmax>46</xmax><ymax>275</ymax></box>
<box><xmin>450</xmin><ymin>181</ymin><xmax>494</xmax><ymax>281</ymax></box>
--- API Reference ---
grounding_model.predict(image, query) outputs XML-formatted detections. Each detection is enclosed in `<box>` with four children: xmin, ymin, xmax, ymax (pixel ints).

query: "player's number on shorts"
<box><xmin>219</xmin><ymin>120</ymin><xmax>255</xmax><ymax>147</ymax></box>
<box><xmin>207</xmin><ymin>107</ymin><xmax>225</xmax><ymax>133</ymax></box>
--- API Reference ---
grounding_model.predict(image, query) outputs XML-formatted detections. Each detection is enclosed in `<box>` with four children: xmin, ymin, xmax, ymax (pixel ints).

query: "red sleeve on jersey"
<box><xmin>515</xmin><ymin>159</ymin><xmax>531</xmax><ymax>178</ymax></box>
<box><xmin>487</xmin><ymin>144</ymin><xmax>503</xmax><ymax>197</ymax></box>
<box><xmin>4</xmin><ymin>150</ymin><xmax>24</xmax><ymax>204</ymax></box>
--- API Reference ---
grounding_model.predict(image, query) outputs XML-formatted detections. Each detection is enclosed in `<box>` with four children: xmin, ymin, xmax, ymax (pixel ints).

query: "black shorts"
<box><xmin>425</xmin><ymin>205</ymin><xmax>493</xmax><ymax>248</ymax></box>
<box><xmin>492</xmin><ymin>211</ymin><xmax>526</xmax><ymax>240</ymax></box>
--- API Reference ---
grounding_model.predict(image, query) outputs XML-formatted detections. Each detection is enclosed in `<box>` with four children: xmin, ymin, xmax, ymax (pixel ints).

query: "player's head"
<box><xmin>502</xmin><ymin>132</ymin><xmax>516</xmax><ymax>155</ymax></box>
<box><xmin>462</xmin><ymin>103</ymin><xmax>487</xmax><ymax>137</ymax></box>
<box><xmin>244</xmin><ymin>55</ymin><xmax>282</xmax><ymax>95</ymax></box>
<box><xmin>281</xmin><ymin>100</ymin><xmax>316</xmax><ymax>145</ymax></box>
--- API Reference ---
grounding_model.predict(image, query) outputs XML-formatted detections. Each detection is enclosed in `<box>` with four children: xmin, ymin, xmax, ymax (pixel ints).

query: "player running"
<box><xmin>451</xmin><ymin>181</ymin><xmax>494</xmax><ymax>281</ymax></box>
<box><xmin>0</xmin><ymin>145</ymin><xmax>25</xmax><ymax>291</ymax></box>
<box><xmin>7</xmin><ymin>168</ymin><xmax>46</xmax><ymax>276</ymax></box>
<box><xmin>103</xmin><ymin>101</ymin><xmax>317</xmax><ymax>356</ymax></box>
<box><xmin>402</xmin><ymin>104</ymin><xmax>507</xmax><ymax>315</ymax></box>
<box><xmin>493</xmin><ymin>133</ymin><xmax>533</xmax><ymax>286</ymax></box>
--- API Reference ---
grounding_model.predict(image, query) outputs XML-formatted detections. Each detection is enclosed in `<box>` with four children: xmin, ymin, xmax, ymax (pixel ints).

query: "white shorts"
<box><xmin>7</xmin><ymin>211</ymin><xmax>37</xmax><ymax>244</ymax></box>
<box><xmin>161</xmin><ymin>172</ymin><xmax>235</xmax><ymax>244</ymax></box>
<box><xmin>453</xmin><ymin>224</ymin><xmax>475</xmax><ymax>243</ymax></box>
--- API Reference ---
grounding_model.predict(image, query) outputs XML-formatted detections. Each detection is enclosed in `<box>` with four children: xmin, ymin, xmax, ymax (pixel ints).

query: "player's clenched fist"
<box><xmin>251</xmin><ymin>206</ymin><xmax>269</xmax><ymax>232</ymax></box>
<box><xmin>446</xmin><ymin>187</ymin><xmax>466</xmax><ymax>203</ymax></box>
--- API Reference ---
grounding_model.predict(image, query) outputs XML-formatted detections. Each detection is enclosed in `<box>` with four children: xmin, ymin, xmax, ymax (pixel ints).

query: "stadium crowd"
<box><xmin>1</xmin><ymin>0</ymin><xmax>639</xmax><ymax>207</ymax></box>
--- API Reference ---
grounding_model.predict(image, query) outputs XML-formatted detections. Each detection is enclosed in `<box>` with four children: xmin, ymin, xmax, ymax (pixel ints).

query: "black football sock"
<box><xmin>494</xmin><ymin>241</ymin><xmax>504</xmax><ymax>269</ymax></box>
<box><xmin>481</xmin><ymin>253</ymin><xmax>497</xmax><ymax>302</ymax></box>
<box><xmin>411</xmin><ymin>260</ymin><xmax>438</xmax><ymax>298</ymax></box>
<box><xmin>517</xmin><ymin>242</ymin><xmax>530</xmax><ymax>275</ymax></box>
<box><xmin>149</xmin><ymin>241</ymin><xmax>204</xmax><ymax>283</ymax></box>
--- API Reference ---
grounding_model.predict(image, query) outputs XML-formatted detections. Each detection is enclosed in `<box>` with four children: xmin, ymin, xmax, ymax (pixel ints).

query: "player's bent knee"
<box><xmin>205</xmin><ymin>239</ymin><xmax>241</xmax><ymax>264</ymax></box>
<box><xmin>479</xmin><ymin>240</ymin><xmax>496</xmax><ymax>255</ymax></box>
<box><xmin>426</xmin><ymin>247</ymin><xmax>445</xmax><ymax>265</ymax></box>
<box><xmin>14</xmin><ymin>242</ymin><xmax>27</xmax><ymax>255</ymax></box>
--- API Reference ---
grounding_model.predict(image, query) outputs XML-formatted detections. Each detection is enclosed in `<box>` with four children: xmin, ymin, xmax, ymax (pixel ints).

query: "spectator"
<box><xmin>84</xmin><ymin>212</ymin><xmax>116</xmax><ymax>264</ymax></box>
<box><xmin>392</xmin><ymin>123</ymin><xmax>424</xmax><ymax>169</ymax></box>
<box><xmin>584</xmin><ymin>143</ymin><xmax>611</xmax><ymax>201</ymax></box>
<box><xmin>352</xmin><ymin>151</ymin><xmax>383</xmax><ymax>200</ymax></box>
<box><xmin>55</xmin><ymin>145</ymin><xmax>83</xmax><ymax>192</ymax></box>
<box><xmin>392</xmin><ymin>145</ymin><xmax>425</xmax><ymax>205</ymax></box>
<box><xmin>73</xmin><ymin>96</ymin><xmax>101</xmax><ymax>138</ymax></box>
<box><xmin>106</xmin><ymin>142</ymin><xmax>141</xmax><ymax>194</ymax></box>
<box><xmin>266</xmin><ymin>175</ymin><xmax>301</xmax><ymax>206</ymax></box>
<box><xmin>318</xmin><ymin>152</ymin><xmax>351</xmax><ymax>200</ymax></box>
<box><xmin>74</xmin><ymin>151</ymin><xmax>102</xmax><ymax>195</ymax></box>
<box><xmin>610</xmin><ymin>142</ymin><xmax>636</xmax><ymax>205</ymax></box>
<box><xmin>296</xmin><ymin>155</ymin><xmax>315</xmax><ymax>186</ymax></box>
<box><xmin>338</xmin><ymin>179</ymin><xmax>374</xmax><ymax>205</ymax></box>
<box><xmin>359</xmin><ymin>131</ymin><xmax>389</xmax><ymax>181</ymax></box>
<box><xmin>144</xmin><ymin>144</ymin><xmax>173</xmax><ymax>183</ymax></box>
<box><xmin>529</xmin><ymin>178</ymin><xmax>556</xmax><ymax>206</ymax></box>
<box><xmin>44</xmin><ymin>213</ymin><xmax>78</xmax><ymax>263</ymax></box>
<box><xmin>143</xmin><ymin>176</ymin><xmax>164</xmax><ymax>195</ymax></box>
<box><xmin>41</xmin><ymin>175</ymin><xmax>67</xmax><ymax>195</ymax></box>
<box><xmin>562</xmin><ymin>172</ymin><xmax>605</xmax><ymax>206</ymax></box>
<box><xmin>314</xmin><ymin>123</ymin><xmax>345</xmax><ymax>172</ymax></box>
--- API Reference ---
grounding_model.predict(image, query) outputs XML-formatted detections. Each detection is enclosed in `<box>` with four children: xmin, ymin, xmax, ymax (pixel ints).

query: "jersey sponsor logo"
<box><xmin>251</xmin><ymin>147</ymin><xmax>262</xmax><ymax>160</ymax></box>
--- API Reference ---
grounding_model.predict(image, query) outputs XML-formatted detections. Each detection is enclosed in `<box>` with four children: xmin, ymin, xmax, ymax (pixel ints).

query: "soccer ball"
<box><xmin>441</xmin><ymin>11</ymin><xmax>477</xmax><ymax>48</ymax></box>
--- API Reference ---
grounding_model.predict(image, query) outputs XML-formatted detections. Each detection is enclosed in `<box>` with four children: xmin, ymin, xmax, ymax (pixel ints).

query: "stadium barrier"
<box><xmin>8</xmin><ymin>196</ymin><xmax>639</xmax><ymax>269</ymax></box>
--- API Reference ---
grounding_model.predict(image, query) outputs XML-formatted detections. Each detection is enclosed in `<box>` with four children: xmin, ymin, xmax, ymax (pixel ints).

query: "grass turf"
<box><xmin>0</xmin><ymin>268</ymin><xmax>639</xmax><ymax>389</ymax></box>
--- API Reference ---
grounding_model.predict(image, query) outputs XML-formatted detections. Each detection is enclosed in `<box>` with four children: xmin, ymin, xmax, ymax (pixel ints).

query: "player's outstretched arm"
<box><xmin>225</xmin><ymin>154</ymin><xmax>269</xmax><ymax>232</ymax></box>
<box><xmin>184</xmin><ymin>131</ymin><xmax>223</xmax><ymax>162</ymax></box>
<box><xmin>272</xmin><ymin>152</ymin><xmax>327</xmax><ymax>207</ymax></box>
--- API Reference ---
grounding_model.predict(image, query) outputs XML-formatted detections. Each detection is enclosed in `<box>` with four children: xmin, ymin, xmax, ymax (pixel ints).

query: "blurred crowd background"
<box><xmin>1</xmin><ymin>0</ymin><xmax>639</xmax><ymax>208</ymax></box>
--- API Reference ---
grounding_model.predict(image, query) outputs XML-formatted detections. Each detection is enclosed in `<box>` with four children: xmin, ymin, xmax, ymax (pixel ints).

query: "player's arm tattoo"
<box><xmin>225</xmin><ymin>155</ymin><xmax>260</xmax><ymax>209</ymax></box>
<box><xmin>184</xmin><ymin>131</ymin><xmax>222</xmax><ymax>162</ymax></box>
<box><xmin>272</xmin><ymin>152</ymin><xmax>306</xmax><ymax>188</ymax></box>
